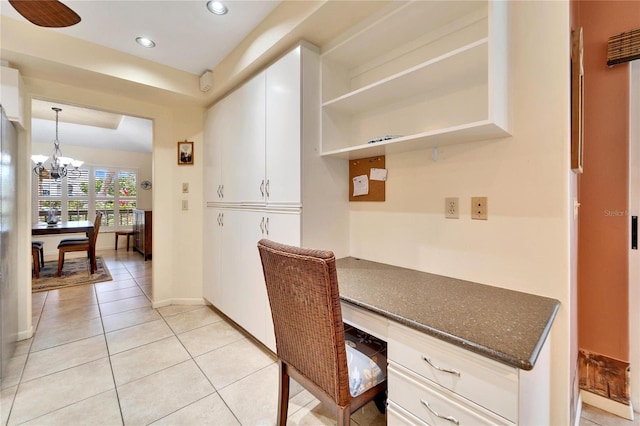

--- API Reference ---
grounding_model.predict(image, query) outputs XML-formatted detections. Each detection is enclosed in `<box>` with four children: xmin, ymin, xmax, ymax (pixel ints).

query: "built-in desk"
<box><xmin>335</xmin><ymin>257</ymin><xmax>560</xmax><ymax>425</ymax></box>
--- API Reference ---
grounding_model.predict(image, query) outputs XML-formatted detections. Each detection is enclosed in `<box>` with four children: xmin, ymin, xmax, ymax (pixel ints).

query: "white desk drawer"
<box><xmin>388</xmin><ymin>322</ymin><xmax>518</xmax><ymax>422</ymax></box>
<box><xmin>389</xmin><ymin>363</ymin><xmax>514</xmax><ymax>426</ymax></box>
<box><xmin>387</xmin><ymin>401</ymin><xmax>430</xmax><ymax>426</ymax></box>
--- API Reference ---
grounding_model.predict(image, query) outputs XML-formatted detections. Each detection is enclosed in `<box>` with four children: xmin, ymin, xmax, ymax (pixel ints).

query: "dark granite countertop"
<box><xmin>336</xmin><ymin>257</ymin><xmax>560</xmax><ymax>371</ymax></box>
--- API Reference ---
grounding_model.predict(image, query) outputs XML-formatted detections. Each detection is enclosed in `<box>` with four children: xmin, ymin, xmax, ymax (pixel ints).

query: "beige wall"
<box><xmin>348</xmin><ymin>2</ymin><xmax>573</xmax><ymax>424</ymax></box>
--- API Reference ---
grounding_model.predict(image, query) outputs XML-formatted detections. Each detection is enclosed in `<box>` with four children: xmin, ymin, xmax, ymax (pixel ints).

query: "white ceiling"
<box><xmin>1</xmin><ymin>0</ymin><xmax>280</xmax><ymax>76</ymax></box>
<box><xmin>32</xmin><ymin>100</ymin><xmax>153</xmax><ymax>153</ymax></box>
<box><xmin>1</xmin><ymin>0</ymin><xmax>281</xmax><ymax>152</ymax></box>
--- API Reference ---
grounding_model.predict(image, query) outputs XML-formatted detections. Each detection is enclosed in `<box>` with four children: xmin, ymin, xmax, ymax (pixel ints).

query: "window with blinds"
<box><xmin>33</xmin><ymin>166</ymin><xmax>138</xmax><ymax>231</ymax></box>
<box><xmin>119</xmin><ymin>170</ymin><xmax>137</xmax><ymax>226</ymax></box>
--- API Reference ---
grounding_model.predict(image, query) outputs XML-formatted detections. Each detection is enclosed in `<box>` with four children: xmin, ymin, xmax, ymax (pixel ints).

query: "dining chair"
<box><xmin>257</xmin><ymin>239</ymin><xmax>387</xmax><ymax>426</ymax></box>
<box><xmin>57</xmin><ymin>212</ymin><xmax>102</xmax><ymax>277</ymax></box>
<box><xmin>32</xmin><ymin>240</ymin><xmax>44</xmax><ymax>268</ymax></box>
<box><xmin>32</xmin><ymin>244</ymin><xmax>41</xmax><ymax>278</ymax></box>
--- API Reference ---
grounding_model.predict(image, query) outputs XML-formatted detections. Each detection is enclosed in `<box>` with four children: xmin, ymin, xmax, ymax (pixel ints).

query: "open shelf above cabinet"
<box><xmin>320</xmin><ymin>0</ymin><xmax>510</xmax><ymax>159</ymax></box>
<box><xmin>320</xmin><ymin>120</ymin><xmax>510</xmax><ymax>159</ymax></box>
<box><xmin>322</xmin><ymin>39</ymin><xmax>488</xmax><ymax>115</ymax></box>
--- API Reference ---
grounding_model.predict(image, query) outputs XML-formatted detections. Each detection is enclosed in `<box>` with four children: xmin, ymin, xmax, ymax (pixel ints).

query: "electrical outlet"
<box><xmin>445</xmin><ymin>197</ymin><xmax>459</xmax><ymax>219</ymax></box>
<box><xmin>471</xmin><ymin>197</ymin><xmax>488</xmax><ymax>220</ymax></box>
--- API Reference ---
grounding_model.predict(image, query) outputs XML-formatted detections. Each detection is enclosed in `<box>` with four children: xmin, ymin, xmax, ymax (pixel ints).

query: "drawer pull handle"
<box><xmin>420</xmin><ymin>399</ymin><xmax>460</xmax><ymax>425</ymax></box>
<box><xmin>422</xmin><ymin>356</ymin><xmax>460</xmax><ymax>377</ymax></box>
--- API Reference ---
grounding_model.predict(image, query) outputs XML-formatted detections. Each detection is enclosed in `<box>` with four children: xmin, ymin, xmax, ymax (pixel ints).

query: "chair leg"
<box><xmin>57</xmin><ymin>250</ymin><xmax>65</xmax><ymax>277</ymax></box>
<box><xmin>38</xmin><ymin>246</ymin><xmax>44</xmax><ymax>267</ymax></box>
<box><xmin>337</xmin><ymin>406</ymin><xmax>350</xmax><ymax>426</ymax></box>
<box><xmin>115</xmin><ymin>233</ymin><xmax>118</xmax><ymax>250</ymax></box>
<box><xmin>32</xmin><ymin>248</ymin><xmax>40</xmax><ymax>279</ymax></box>
<box><xmin>278</xmin><ymin>361</ymin><xmax>290</xmax><ymax>426</ymax></box>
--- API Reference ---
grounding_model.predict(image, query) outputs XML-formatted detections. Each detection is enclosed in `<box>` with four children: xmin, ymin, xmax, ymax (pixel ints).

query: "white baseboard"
<box><xmin>151</xmin><ymin>298</ymin><xmax>205</xmax><ymax>309</ymax></box>
<box><xmin>17</xmin><ymin>327</ymin><xmax>33</xmax><ymax>341</ymax></box>
<box><xmin>581</xmin><ymin>390</ymin><xmax>635</xmax><ymax>420</ymax></box>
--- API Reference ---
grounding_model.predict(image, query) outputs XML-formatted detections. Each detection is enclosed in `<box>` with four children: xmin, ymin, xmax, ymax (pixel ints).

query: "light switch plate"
<box><xmin>182</xmin><ymin>199</ymin><xmax>188</xmax><ymax>211</ymax></box>
<box><xmin>182</xmin><ymin>182</ymin><xmax>189</xmax><ymax>193</ymax></box>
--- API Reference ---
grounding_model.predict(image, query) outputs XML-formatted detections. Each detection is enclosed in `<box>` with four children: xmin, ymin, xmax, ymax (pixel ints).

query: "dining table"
<box><xmin>31</xmin><ymin>220</ymin><xmax>96</xmax><ymax>273</ymax></box>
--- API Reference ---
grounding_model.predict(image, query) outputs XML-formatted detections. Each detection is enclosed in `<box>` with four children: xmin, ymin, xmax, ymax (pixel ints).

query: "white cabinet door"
<box><xmin>215</xmin><ymin>209</ymin><xmax>301</xmax><ymax>351</ymax></box>
<box><xmin>218</xmin><ymin>209</ymin><xmax>276</xmax><ymax>346</ymax></box>
<box><xmin>265</xmin><ymin>47</ymin><xmax>301</xmax><ymax>206</ymax></box>
<box><xmin>226</xmin><ymin>73</ymin><xmax>266</xmax><ymax>204</ymax></box>
<box><xmin>203</xmin><ymin>207</ymin><xmax>222</xmax><ymax>304</ymax></box>
<box><xmin>259</xmin><ymin>211</ymin><xmax>301</xmax><ymax>351</ymax></box>
<box><xmin>203</xmin><ymin>103</ymin><xmax>224</xmax><ymax>202</ymax></box>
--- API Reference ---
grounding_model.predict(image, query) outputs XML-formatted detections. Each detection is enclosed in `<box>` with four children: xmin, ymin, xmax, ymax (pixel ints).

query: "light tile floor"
<box><xmin>581</xmin><ymin>404</ymin><xmax>640</xmax><ymax>426</ymax></box>
<box><xmin>1</xmin><ymin>249</ymin><xmax>385</xmax><ymax>425</ymax></box>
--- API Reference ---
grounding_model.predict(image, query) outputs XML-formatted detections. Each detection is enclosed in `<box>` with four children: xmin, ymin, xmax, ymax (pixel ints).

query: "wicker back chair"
<box><xmin>257</xmin><ymin>239</ymin><xmax>386</xmax><ymax>426</ymax></box>
<box><xmin>57</xmin><ymin>212</ymin><xmax>102</xmax><ymax>277</ymax></box>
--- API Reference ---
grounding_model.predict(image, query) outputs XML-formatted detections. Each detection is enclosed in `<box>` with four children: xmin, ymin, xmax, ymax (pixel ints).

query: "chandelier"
<box><xmin>31</xmin><ymin>107</ymin><xmax>83</xmax><ymax>180</ymax></box>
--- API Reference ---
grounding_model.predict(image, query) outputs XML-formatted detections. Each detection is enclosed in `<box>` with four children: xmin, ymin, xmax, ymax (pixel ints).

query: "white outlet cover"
<box><xmin>445</xmin><ymin>197</ymin><xmax>459</xmax><ymax>219</ymax></box>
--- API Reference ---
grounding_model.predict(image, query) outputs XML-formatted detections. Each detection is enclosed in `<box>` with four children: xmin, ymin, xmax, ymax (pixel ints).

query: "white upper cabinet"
<box><xmin>226</xmin><ymin>72</ymin><xmax>267</xmax><ymax>204</ymax></box>
<box><xmin>203</xmin><ymin>48</ymin><xmax>304</xmax><ymax>207</ymax></box>
<box><xmin>265</xmin><ymin>47</ymin><xmax>302</xmax><ymax>206</ymax></box>
<box><xmin>203</xmin><ymin>71</ymin><xmax>265</xmax><ymax>204</ymax></box>
<box><xmin>203</xmin><ymin>102</ymin><xmax>223</xmax><ymax>202</ymax></box>
<box><xmin>320</xmin><ymin>0</ymin><xmax>510</xmax><ymax>159</ymax></box>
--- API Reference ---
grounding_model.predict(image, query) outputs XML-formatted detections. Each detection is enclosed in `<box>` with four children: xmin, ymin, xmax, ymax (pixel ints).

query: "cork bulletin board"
<box><xmin>349</xmin><ymin>155</ymin><xmax>386</xmax><ymax>202</ymax></box>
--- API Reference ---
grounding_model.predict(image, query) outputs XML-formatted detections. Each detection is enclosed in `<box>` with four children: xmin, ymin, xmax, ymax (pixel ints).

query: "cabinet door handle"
<box><xmin>216</xmin><ymin>213</ymin><xmax>220</xmax><ymax>225</ymax></box>
<box><xmin>260</xmin><ymin>217</ymin><xmax>265</xmax><ymax>235</ymax></box>
<box><xmin>217</xmin><ymin>185</ymin><xmax>221</xmax><ymax>197</ymax></box>
<box><xmin>265</xmin><ymin>217</ymin><xmax>269</xmax><ymax>236</ymax></box>
<box><xmin>422</xmin><ymin>356</ymin><xmax>460</xmax><ymax>377</ymax></box>
<box><xmin>260</xmin><ymin>180</ymin><xmax>265</xmax><ymax>197</ymax></box>
<box><xmin>420</xmin><ymin>399</ymin><xmax>459</xmax><ymax>425</ymax></box>
<box><xmin>265</xmin><ymin>179</ymin><xmax>270</xmax><ymax>199</ymax></box>
<box><xmin>220</xmin><ymin>185</ymin><xmax>224</xmax><ymax>198</ymax></box>
<box><xmin>220</xmin><ymin>213</ymin><xmax>223</xmax><ymax>226</ymax></box>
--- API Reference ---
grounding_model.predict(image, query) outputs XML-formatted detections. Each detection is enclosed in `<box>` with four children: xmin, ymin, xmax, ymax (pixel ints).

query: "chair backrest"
<box><xmin>92</xmin><ymin>212</ymin><xmax>103</xmax><ymax>245</ymax></box>
<box><xmin>257</xmin><ymin>239</ymin><xmax>351</xmax><ymax>407</ymax></box>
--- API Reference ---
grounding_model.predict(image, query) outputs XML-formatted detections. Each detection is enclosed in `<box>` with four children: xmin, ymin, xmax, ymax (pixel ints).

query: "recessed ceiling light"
<box><xmin>207</xmin><ymin>1</ymin><xmax>228</xmax><ymax>15</ymax></box>
<box><xmin>136</xmin><ymin>37</ymin><xmax>156</xmax><ymax>48</ymax></box>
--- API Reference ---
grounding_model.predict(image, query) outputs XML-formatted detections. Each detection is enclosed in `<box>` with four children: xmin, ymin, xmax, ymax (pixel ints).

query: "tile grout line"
<box><xmin>95</xmin><ymin>269</ymin><xmax>130</xmax><ymax>426</ymax></box>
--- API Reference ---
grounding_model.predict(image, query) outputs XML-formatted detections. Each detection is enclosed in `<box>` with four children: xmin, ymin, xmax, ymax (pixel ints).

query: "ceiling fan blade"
<box><xmin>9</xmin><ymin>0</ymin><xmax>81</xmax><ymax>28</ymax></box>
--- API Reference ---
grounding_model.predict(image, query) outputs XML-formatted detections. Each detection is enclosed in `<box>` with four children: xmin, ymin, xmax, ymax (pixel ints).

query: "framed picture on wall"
<box><xmin>177</xmin><ymin>140</ymin><xmax>194</xmax><ymax>165</ymax></box>
<box><xmin>571</xmin><ymin>27</ymin><xmax>584</xmax><ymax>174</ymax></box>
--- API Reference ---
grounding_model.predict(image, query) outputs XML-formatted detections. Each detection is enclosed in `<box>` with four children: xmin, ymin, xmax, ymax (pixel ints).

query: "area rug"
<box><xmin>32</xmin><ymin>256</ymin><xmax>112</xmax><ymax>293</ymax></box>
